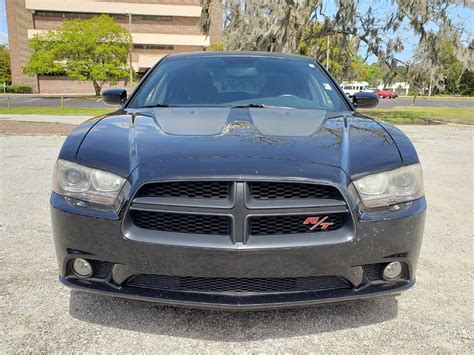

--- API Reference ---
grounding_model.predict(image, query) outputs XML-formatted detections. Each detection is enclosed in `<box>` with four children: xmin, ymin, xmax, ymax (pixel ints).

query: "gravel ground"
<box><xmin>0</xmin><ymin>124</ymin><xmax>472</xmax><ymax>352</ymax></box>
<box><xmin>0</xmin><ymin>121</ymin><xmax>75</xmax><ymax>135</ymax></box>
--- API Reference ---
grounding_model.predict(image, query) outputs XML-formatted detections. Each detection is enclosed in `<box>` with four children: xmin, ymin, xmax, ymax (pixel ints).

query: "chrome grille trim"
<box><xmin>123</xmin><ymin>181</ymin><xmax>353</xmax><ymax>245</ymax></box>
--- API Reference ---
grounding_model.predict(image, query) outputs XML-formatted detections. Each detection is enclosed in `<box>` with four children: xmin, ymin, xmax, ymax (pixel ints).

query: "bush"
<box><xmin>209</xmin><ymin>43</ymin><xmax>224</xmax><ymax>51</ymax></box>
<box><xmin>5</xmin><ymin>85</ymin><xmax>33</xmax><ymax>94</ymax></box>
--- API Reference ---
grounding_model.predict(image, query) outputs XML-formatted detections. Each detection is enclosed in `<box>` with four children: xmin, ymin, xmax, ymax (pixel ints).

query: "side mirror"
<box><xmin>352</xmin><ymin>92</ymin><xmax>379</xmax><ymax>109</ymax></box>
<box><xmin>102</xmin><ymin>88</ymin><xmax>127</xmax><ymax>106</ymax></box>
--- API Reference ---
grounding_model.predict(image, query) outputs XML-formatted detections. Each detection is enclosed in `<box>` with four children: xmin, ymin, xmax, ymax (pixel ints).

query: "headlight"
<box><xmin>53</xmin><ymin>159</ymin><xmax>127</xmax><ymax>208</ymax></box>
<box><xmin>353</xmin><ymin>164</ymin><xmax>424</xmax><ymax>208</ymax></box>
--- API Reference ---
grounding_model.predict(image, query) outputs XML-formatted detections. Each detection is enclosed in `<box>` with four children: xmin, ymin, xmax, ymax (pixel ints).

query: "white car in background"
<box><xmin>340</xmin><ymin>81</ymin><xmax>372</xmax><ymax>97</ymax></box>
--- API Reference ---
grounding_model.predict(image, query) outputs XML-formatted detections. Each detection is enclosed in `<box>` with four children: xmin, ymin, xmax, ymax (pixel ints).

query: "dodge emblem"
<box><xmin>303</xmin><ymin>216</ymin><xmax>334</xmax><ymax>230</ymax></box>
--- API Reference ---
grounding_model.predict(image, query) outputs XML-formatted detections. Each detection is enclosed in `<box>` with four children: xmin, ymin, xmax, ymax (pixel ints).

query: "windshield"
<box><xmin>129</xmin><ymin>55</ymin><xmax>349</xmax><ymax>111</ymax></box>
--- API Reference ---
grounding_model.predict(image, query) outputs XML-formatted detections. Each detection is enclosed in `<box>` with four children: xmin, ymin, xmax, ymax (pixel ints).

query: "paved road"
<box><xmin>1</xmin><ymin>95</ymin><xmax>473</xmax><ymax>109</ymax></box>
<box><xmin>1</xmin><ymin>124</ymin><xmax>473</xmax><ymax>352</ymax></box>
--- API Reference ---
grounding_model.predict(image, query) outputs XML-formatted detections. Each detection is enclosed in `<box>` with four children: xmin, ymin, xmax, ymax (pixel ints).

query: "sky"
<box><xmin>321</xmin><ymin>0</ymin><xmax>474</xmax><ymax>64</ymax></box>
<box><xmin>0</xmin><ymin>0</ymin><xmax>7</xmax><ymax>45</ymax></box>
<box><xmin>0</xmin><ymin>0</ymin><xmax>473</xmax><ymax>62</ymax></box>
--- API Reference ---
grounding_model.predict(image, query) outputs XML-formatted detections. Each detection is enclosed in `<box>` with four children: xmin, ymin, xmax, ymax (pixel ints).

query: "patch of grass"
<box><xmin>361</xmin><ymin>107</ymin><xmax>474</xmax><ymax>125</ymax></box>
<box><xmin>1</xmin><ymin>106</ymin><xmax>473</xmax><ymax>125</ymax></box>
<box><xmin>397</xmin><ymin>96</ymin><xmax>474</xmax><ymax>100</ymax></box>
<box><xmin>0</xmin><ymin>107</ymin><xmax>113</xmax><ymax>116</ymax></box>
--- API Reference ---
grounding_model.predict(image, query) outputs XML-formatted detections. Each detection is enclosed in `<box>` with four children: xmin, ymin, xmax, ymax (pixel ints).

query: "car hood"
<box><xmin>74</xmin><ymin>107</ymin><xmax>402</xmax><ymax>179</ymax></box>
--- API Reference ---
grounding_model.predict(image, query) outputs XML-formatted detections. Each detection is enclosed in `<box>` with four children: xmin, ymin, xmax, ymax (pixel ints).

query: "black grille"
<box><xmin>249</xmin><ymin>182</ymin><xmax>342</xmax><ymax>200</ymax></box>
<box><xmin>249</xmin><ymin>213</ymin><xmax>345</xmax><ymax>235</ymax></box>
<box><xmin>89</xmin><ymin>261</ymin><xmax>113</xmax><ymax>278</ymax></box>
<box><xmin>137</xmin><ymin>181</ymin><xmax>231</xmax><ymax>199</ymax></box>
<box><xmin>131</xmin><ymin>211</ymin><xmax>231</xmax><ymax>235</ymax></box>
<box><xmin>126</xmin><ymin>274</ymin><xmax>350</xmax><ymax>294</ymax></box>
<box><xmin>364</xmin><ymin>264</ymin><xmax>385</xmax><ymax>281</ymax></box>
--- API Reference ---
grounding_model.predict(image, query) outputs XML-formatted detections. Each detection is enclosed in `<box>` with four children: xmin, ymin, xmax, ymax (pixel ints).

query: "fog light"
<box><xmin>72</xmin><ymin>258</ymin><xmax>93</xmax><ymax>278</ymax></box>
<box><xmin>383</xmin><ymin>261</ymin><xmax>403</xmax><ymax>281</ymax></box>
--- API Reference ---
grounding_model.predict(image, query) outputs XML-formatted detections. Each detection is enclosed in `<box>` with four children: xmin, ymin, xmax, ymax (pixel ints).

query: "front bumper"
<box><xmin>51</xmin><ymin>191</ymin><xmax>426</xmax><ymax>310</ymax></box>
<box><xmin>61</xmin><ymin>276</ymin><xmax>414</xmax><ymax>310</ymax></box>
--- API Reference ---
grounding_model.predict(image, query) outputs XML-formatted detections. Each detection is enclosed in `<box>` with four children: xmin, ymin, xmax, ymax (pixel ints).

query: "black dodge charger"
<box><xmin>51</xmin><ymin>52</ymin><xmax>426</xmax><ymax>310</ymax></box>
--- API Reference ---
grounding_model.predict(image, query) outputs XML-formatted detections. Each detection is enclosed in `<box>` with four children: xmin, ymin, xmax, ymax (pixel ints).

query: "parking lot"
<box><xmin>0</xmin><ymin>124</ymin><xmax>472</xmax><ymax>352</ymax></box>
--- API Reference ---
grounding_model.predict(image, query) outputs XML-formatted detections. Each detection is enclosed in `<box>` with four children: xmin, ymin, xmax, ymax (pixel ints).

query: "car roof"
<box><xmin>164</xmin><ymin>51</ymin><xmax>315</xmax><ymax>62</ymax></box>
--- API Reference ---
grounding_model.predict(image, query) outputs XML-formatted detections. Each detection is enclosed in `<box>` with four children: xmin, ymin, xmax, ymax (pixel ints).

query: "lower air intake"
<box><xmin>125</xmin><ymin>274</ymin><xmax>350</xmax><ymax>294</ymax></box>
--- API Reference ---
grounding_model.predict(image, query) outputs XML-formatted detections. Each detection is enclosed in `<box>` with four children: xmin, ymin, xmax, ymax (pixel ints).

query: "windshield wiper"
<box><xmin>141</xmin><ymin>103</ymin><xmax>175</xmax><ymax>108</ymax></box>
<box><xmin>231</xmin><ymin>103</ymin><xmax>266</xmax><ymax>108</ymax></box>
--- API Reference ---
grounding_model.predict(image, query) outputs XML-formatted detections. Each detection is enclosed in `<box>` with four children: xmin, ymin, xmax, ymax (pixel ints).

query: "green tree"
<box><xmin>23</xmin><ymin>15</ymin><xmax>132</xmax><ymax>95</ymax></box>
<box><xmin>209</xmin><ymin>43</ymin><xmax>224</xmax><ymax>51</ymax></box>
<box><xmin>366</xmin><ymin>63</ymin><xmax>383</xmax><ymax>87</ymax></box>
<box><xmin>393</xmin><ymin>66</ymin><xmax>409</xmax><ymax>82</ymax></box>
<box><xmin>298</xmin><ymin>24</ymin><xmax>353</xmax><ymax>80</ymax></box>
<box><xmin>409</xmin><ymin>30</ymin><xmax>472</xmax><ymax>96</ymax></box>
<box><xmin>439</xmin><ymin>40</ymin><xmax>465</xmax><ymax>94</ymax></box>
<box><xmin>297</xmin><ymin>23</ymin><xmax>374</xmax><ymax>82</ymax></box>
<box><xmin>208</xmin><ymin>0</ymin><xmax>472</xmax><ymax>76</ymax></box>
<box><xmin>0</xmin><ymin>45</ymin><xmax>11</xmax><ymax>85</ymax></box>
<box><xmin>458</xmin><ymin>70</ymin><xmax>474</xmax><ymax>96</ymax></box>
<box><xmin>347</xmin><ymin>56</ymin><xmax>369</xmax><ymax>82</ymax></box>
<box><xmin>407</xmin><ymin>61</ymin><xmax>430</xmax><ymax>99</ymax></box>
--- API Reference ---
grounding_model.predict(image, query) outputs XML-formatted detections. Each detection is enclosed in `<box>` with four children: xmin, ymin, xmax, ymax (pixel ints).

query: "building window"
<box><xmin>35</xmin><ymin>11</ymin><xmax>172</xmax><ymax>22</ymax></box>
<box><xmin>133</xmin><ymin>15</ymin><xmax>172</xmax><ymax>22</ymax></box>
<box><xmin>134</xmin><ymin>44</ymin><xmax>174</xmax><ymax>50</ymax></box>
<box><xmin>64</xmin><ymin>12</ymin><xmax>97</xmax><ymax>19</ymax></box>
<box><xmin>111</xmin><ymin>14</ymin><xmax>127</xmax><ymax>20</ymax></box>
<box><xmin>35</xmin><ymin>11</ymin><xmax>63</xmax><ymax>17</ymax></box>
<box><xmin>35</xmin><ymin>11</ymin><xmax>95</xmax><ymax>19</ymax></box>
